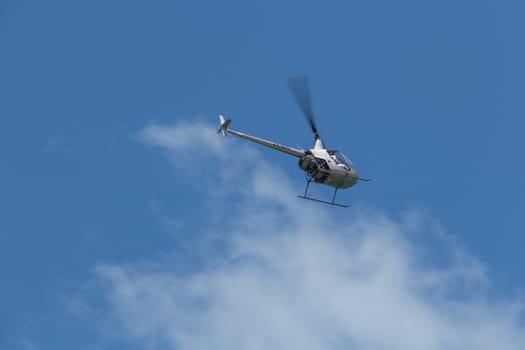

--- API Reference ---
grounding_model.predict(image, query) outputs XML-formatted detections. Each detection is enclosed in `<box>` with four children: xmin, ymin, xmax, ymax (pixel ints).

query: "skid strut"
<box><xmin>297</xmin><ymin>178</ymin><xmax>349</xmax><ymax>208</ymax></box>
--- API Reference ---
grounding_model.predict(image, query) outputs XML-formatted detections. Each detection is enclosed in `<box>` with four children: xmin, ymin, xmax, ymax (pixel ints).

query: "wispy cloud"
<box><xmin>139</xmin><ymin>120</ymin><xmax>227</xmax><ymax>158</ymax></box>
<box><xmin>92</xmin><ymin>120</ymin><xmax>525</xmax><ymax>349</ymax></box>
<box><xmin>138</xmin><ymin>119</ymin><xmax>263</xmax><ymax>199</ymax></box>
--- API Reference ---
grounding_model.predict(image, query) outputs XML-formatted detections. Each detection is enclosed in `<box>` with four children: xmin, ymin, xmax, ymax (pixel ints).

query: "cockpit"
<box><xmin>328</xmin><ymin>150</ymin><xmax>354</xmax><ymax>171</ymax></box>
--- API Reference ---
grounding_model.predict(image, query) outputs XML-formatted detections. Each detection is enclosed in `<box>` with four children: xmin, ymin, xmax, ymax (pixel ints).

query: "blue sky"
<box><xmin>1</xmin><ymin>1</ymin><xmax>524</xmax><ymax>349</ymax></box>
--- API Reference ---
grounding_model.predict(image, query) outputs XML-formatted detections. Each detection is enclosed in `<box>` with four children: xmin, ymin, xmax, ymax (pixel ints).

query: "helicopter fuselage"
<box><xmin>298</xmin><ymin>149</ymin><xmax>358</xmax><ymax>189</ymax></box>
<box><xmin>216</xmin><ymin>76</ymin><xmax>369</xmax><ymax>206</ymax></box>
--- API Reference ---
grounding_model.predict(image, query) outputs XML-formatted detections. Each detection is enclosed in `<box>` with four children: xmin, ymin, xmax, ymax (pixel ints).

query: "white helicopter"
<box><xmin>218</xmin><ymin>76</ymin><xmax>369</xmax><ymax>207</ymax></box>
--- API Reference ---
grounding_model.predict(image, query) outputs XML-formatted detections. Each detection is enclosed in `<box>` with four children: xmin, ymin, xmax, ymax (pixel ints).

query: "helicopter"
<box><xmin>218</xmin><ymin>76</ymin><xmax>369</xmax><ymax>207</ymax></box>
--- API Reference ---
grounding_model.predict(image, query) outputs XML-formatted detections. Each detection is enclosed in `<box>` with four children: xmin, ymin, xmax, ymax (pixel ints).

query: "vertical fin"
<box><xmin>217</xmin><ymin>115</ymin><xmax>232</xmax><ymax>136</ymax></box>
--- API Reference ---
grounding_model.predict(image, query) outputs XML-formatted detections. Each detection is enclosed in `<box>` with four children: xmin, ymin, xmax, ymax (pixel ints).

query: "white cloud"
<box><xmin>139</xmin><ymin>120</ymin><xmax>227</xmax><ymax>158</ymax></box>
<box><xmin>138</xmin><ymin>119</ymin><xmax>263</xmax><ymax>199</ymax></box>
<box><xmin>93</xmin><ymin>120</ymin><xmax>525</xmax><ymax>349</ymax></box>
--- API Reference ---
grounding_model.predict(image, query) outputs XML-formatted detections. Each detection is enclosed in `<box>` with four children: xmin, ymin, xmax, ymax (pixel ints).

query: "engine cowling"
<box><xmin>298</xmin><ymin>154</ymin><xmax>317</xmax><ymax>173</ymax></box>
<box><xmin>299</xmin><ymin>153</ymin><xmax>330</xmax><ymax>182</ymax></box>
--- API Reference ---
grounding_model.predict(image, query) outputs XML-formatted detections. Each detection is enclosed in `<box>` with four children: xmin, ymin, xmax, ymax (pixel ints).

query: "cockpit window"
<box><xmin>331</xmin><ymin>151</ymin><xmax>354</xmax><ymax>169</ymax></box>
<box><xmin>336</xmin><ymin>152</ymin><xmax>353</xmax><ymax>168</ymax></box>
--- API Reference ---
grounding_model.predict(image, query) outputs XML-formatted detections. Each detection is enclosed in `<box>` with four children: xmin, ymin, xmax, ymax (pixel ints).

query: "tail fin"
<box><xmin>217</xmin><ymin>115</ymin><xmax>232</xmax><ymax>137</ymax></box>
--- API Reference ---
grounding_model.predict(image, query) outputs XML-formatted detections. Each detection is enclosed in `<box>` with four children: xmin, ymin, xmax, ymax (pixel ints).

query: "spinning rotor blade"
<box><xmin>287</xmin><ymin>75</ymin><xmax>319</xmax><ymax>137</ymax></box>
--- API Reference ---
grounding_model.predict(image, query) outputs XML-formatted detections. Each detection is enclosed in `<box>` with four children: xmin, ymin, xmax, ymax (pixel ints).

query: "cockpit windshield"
<box><xmin>335</xmin><ymin>151</ymin><xmax>354</xmax><ymax>169</ymax></box>
<box><xmin>328</xmin><ymin>150</ymin><xmax>354</xmax><ymax>170</ymax></box>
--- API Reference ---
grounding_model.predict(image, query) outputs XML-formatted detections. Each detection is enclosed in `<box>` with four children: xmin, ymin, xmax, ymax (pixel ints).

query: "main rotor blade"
<box><xmin>287</xmin><ymin>75</ymin><xmax>319</xmax><ymax>136</ymax></box>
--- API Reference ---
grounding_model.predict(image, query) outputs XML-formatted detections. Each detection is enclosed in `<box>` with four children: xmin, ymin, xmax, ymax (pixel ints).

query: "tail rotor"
<box><xmin>218</xmin><ymin>115</ymin><xmax>232</xmax><ymax>137</ymax></box>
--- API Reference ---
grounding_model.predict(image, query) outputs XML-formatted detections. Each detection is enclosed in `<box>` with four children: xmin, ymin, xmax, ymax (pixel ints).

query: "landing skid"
<box><xmin>297</xmin><ymin>195</ymin><xmax>350</xmax><ymax>208</ymax></box>
<box><xmin>298</xmin><ymin>178</ymin><xmax>350</xmax><ymax>208</ymax></box>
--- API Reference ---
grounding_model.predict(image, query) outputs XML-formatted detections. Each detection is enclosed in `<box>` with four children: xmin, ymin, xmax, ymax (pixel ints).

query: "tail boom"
<box><xmin>217</xmin><ymin>115</ymin><xmax>305</xmax><ymax>158</ymax></box>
